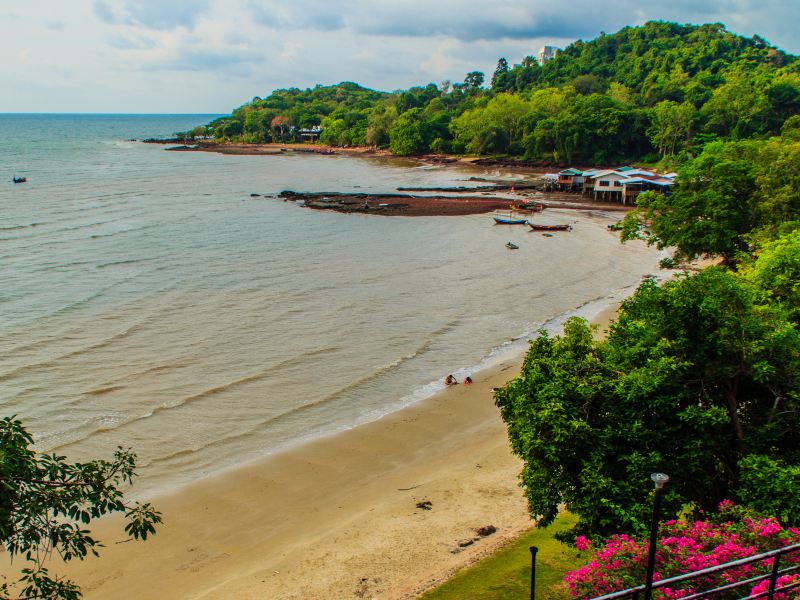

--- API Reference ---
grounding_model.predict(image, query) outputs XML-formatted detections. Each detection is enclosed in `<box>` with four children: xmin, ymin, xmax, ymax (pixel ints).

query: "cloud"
<box><xmin>248</xmin><ymin>1</ymin><xmax>346</xmax><ymax>31</ymax></box>
<box><xmin>278</xmin><ymin>41</ymin><xmax>304</xmax><ymax>61</ymax></box>
<box><xmin>139</xmin><ymin>46</ymin><xmax>257</xmax><ymax>74</ymax></box>
<box><xmin>108</xmin><ymin>33</ymin><xmax>158</xmax><ymax>50</ymax></box>
<box><xmin>421</xmin><ymin>39</ymin><xmax>459</xmax><ymax>76</ymax></box>
<box><xmin>94</xmin><ymin>0</ymin><xmax>212</xmax><ymax>30</ymax></box>
<box><xmin>240</xmin><ymin>0</ymin><xmax>800</xmax><ymax>49</ymax></box>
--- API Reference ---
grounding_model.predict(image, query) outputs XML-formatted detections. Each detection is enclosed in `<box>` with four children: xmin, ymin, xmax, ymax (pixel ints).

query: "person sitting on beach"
<box><xmin>464</xmin><ymin>376</ymin><xmax>473</xmax><ymax>386</ymax></box>
<box><xmin>445</xmin><ymin>374</ymin><xmax>458</xmax><ymax>386</ymax></box>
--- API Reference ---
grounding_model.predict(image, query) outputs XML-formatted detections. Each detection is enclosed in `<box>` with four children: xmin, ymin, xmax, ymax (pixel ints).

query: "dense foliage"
<box><xmin>0</xmin><ymin>417</ymin><xmax>160</xmax><ymax>599</ymax></box>
<box><xmin>494</xmin><ymin>264</ymin><xmax>800</xmax><ymax>541</ymax></box>
<box><xmin>564</xmin><ymin>502</ymin><xmax>800</xmax><ymax>599</ymax></box>
<box><xmin>192</xmin><ymin>21</ymin><xmax>799</xmax><ymax>160</ymax></box>
<box><xmin>622</xmin><ymin>135</ymin><xmax>800</xmax><ymax>266</ymax></box>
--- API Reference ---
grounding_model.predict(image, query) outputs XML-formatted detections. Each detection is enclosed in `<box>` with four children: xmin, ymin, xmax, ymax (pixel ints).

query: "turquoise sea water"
<box><xmin>0</xmin><ymin>114</ymin><xmax>663</xmax><ymax>495</ymax></box>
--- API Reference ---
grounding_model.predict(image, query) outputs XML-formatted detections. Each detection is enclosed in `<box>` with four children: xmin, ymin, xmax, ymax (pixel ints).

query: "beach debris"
<box><xmin>397</xmin><ymin>484</ymin><xmax>421</xmax><ymax>491</ymax></box>
<box><xmin>475</xmin><ymin>525</ymin><xmax>497</xmax><ymax>537</ymax></box>
<box><xmin>415</xmin><ymin>500</ymin><xmax>433</xmax><ymax>510</ymax></box>
<box><xmin>355</xmin><ymin>577</ymin><xmax>381</xmax><ymax>598</ymax></box>
<box><xmin>457</xmin><ymin>538</ymin><xmax>475</xmax><ymax>548</ymax></box>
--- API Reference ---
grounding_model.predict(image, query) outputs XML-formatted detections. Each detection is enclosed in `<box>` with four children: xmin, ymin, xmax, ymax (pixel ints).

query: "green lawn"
<box><xmin>420</xmin><ymin>513</ymin><xmax>587</xmax><ymax>600</ymax></box>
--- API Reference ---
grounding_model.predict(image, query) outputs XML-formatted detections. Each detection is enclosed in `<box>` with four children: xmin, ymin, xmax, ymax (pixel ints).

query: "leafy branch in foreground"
<box><xmin>0</xmin><ymin>416</ymin><xmax>161</xmax><ymax>599</ymax></box>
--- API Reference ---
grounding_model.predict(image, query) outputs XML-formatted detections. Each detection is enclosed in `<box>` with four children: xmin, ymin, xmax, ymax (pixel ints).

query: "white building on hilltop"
<box><xmin>537</xmin><ymin>46</ymin><xmax>559</xmax><ymax>65</ymax></box>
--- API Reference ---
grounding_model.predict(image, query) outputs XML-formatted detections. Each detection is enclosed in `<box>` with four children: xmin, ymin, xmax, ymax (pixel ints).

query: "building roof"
<box><xmin>623</xmin><ymin>177</ymin><xmax>674</xmax><ymax>186</ymax></box>
<box><xmin>558</xmin><ymin>168</ymin><xmax>583</xmax><ymax>176</ymax></box>
<box><xmin>588</xmin><ymin>169</ymin><xmax>629</xmax><ymax>179</ymax></box>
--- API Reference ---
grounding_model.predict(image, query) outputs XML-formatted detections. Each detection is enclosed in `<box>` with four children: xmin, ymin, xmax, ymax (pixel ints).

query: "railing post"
<box><xmin>530</xmin><ymin>545</ymin><xmax>538</xmax><ymax>600</ymax></box>
<box><xmin>767</xmin><ymin>554</ymin><xmax>782</xmax><ymax>599</ymax></box>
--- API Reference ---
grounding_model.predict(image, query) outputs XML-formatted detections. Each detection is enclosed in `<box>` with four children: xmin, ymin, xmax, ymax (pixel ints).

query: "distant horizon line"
<box><xmin>0</xmin><ymin>112</ymin><xmax>224</xmax><ymax>116</ymax></box>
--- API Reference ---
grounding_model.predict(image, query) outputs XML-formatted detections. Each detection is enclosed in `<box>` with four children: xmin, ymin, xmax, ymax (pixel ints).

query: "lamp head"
<box><xmin>650</xmin><ymin>472</ymin><xmax>669</xmax><ymax>490</ymax></box>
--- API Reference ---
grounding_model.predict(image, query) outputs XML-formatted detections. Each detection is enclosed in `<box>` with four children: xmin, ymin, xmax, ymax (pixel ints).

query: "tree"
<box><xmin>491</xmin><ymin>58</ymin><xmax>510</xmax><ymax>90</ymax></box>
<box><xmin>463</xmin><ymin>71</ymin><xmax>485</xmax><ymax>91</ymax></box>
<box><xmin>740</xmin><ymin>231</ymin><xmax>800</xmax><ymax>323</ymax></box>
<box><xmin>494</xmin><ymin>268</ymin><xmax>800</xmax><ymax>540</ymax></box>
<box><xmin>0</xmin><ymin>416</ymin><xmax>161</xmax><ymax>599</ymax></box>
<box><xmin>389</xmin><ymin>108</ymin><xmax>428</xmax><ymax>155</ymax></box>
<box><xmin>571</xmin><ymin>74</ymin><xmax>605</xmax><ymax>95</ymax></box>
<box><xmin>270</xmin><ymin>115</ymin><xmax>292</xmax><ymax>142</ymax></box>
<box><xmin>622</xmin><ymin>138</ymin><xmax>800</xmax><ymax>266</ymax></box>
<box><xmin>647</xmin><ymin>100</ymin><xmax>695</xmax><ymax>157</ymax></box>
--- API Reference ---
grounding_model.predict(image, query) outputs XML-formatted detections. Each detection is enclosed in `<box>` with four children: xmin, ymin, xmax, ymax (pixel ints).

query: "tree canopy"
<box><xmin>621</xmin><ymin>136</ymin><xmax>800</xmax><ymax>266</ymax></box>
<box><xmin>193</xmin><ymin>21</ymin><xmax>799</xmax><ymax>159</ymax></box>
<box><xmin>494</xmin><ymin>267</ymin><xmax>800</xmax><ymax>541</ymax></box>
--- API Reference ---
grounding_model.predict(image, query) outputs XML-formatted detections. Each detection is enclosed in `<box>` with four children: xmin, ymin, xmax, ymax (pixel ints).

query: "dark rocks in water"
<box><xmin>397</xmin><ymin>182</ymin><xmax>540</xmax><ymax>193</ymax></box>
<box><xmin>475</xmin><ymin>525</ymin><xmax>497</xmax><ymax>537</ymax></box>
<box><xmin>415</xmin><ymin>500</ymin><xmax>433</xmax><ymax>510</ymax></box>
<box><xmin>165</xmin><ymin>145</ymin><xmax>198</xmax><ymax>151</ymax></box>
<box><xmin>422</xmin><ymin>155</ymin><xmax>458</xmax><ymax>164</ymax></box>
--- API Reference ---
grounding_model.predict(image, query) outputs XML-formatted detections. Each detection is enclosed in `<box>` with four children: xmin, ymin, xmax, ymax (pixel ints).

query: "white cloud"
<box><xmin>421</xmin><ymin>39</ymin><xmax>459</xmax><ymax>76</ymax></box>
<box><xmin>0</xmin><ymin>0</ymin><xmax>797</xmax><ymax>112</ymax></box>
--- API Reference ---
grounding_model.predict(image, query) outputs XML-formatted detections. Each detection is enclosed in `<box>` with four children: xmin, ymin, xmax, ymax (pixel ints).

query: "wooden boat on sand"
<box><xmin>528</xmin><ymin>223</ymin><xmax>572</xmax><ymax>231</ymax></box>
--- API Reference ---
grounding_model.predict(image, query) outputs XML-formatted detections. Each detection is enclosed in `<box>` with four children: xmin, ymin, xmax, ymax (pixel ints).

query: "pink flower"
<box><xmin>576</xmin><ymin>536</ymin><xmax>591</xmax><ymax>551</ymax></box>
<box><xmin>563</xmin><ymin>503</ymin><xmax>799</xmax><ymax>599</ymax></box>
<box><xmin>757</xmin><ymin>519</ymin><xmax>782</xmax><ymax>537</ymax></box>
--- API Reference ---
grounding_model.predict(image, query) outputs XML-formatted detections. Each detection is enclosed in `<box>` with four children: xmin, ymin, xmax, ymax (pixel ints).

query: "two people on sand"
<box><xmin>445</xmin><ymin>375</ymin><xmax>472</xmax><ymax>386</ymax></box>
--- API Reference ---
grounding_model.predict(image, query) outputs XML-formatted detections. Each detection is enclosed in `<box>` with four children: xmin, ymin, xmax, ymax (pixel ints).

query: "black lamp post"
<box><xmin>644</xmin><ymin>472</ymin><xmax>669</xmax><ymax>600</ymax></box>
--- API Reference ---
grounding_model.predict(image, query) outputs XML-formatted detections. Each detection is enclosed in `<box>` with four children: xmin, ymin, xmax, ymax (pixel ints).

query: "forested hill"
<box><xmin>187</xmin><ymin>21</ymin><xmax>800</xmax><ymax>164</ymax></box>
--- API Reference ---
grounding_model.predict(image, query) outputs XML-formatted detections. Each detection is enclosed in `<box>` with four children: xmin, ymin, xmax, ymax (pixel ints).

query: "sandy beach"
<box><xmin>8</xmin><ymin>306</ymin><xmax>617</xmax><ymax>600</ymax></box>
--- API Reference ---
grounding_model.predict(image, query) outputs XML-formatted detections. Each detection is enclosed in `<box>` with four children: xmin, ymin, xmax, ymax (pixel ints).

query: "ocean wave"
<box><xmin>0</xmin><ymin>308</ymin><xmax>162</xmax><ymax>382</ymax></box>
<box><xmin>0</xmin><ymin>222</ymin><xmax>44</xmax><ymax>232</ymax></box>
<box><xmin>96</xmin><ymin>257</ymin><xmax>154</xmax><ymax>269</ymax></box>
<box><xmin>50</xmin><ymin>346</ymin><xmax>343</xmax><ymax>451</ymax></box>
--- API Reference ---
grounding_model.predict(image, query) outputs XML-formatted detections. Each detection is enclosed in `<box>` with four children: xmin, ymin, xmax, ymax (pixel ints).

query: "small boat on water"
<box><xmin>493</xmin><ymin>216</ymin><xmax>528</xmax><ymax>225</ymax></box>
<box><xmin>528</xmin><ymin>222</ymin><xmax>572</xmax><ymax>231</ymax></box>
<box><xmin>12</xmin><ymin>176</ymin><xmax>27</xmax><ymax>184</ymax></box>
<box><xmin>505</xmin><ymin>242</ymin><xmax>519</xmax><ymax>250</ymax></box>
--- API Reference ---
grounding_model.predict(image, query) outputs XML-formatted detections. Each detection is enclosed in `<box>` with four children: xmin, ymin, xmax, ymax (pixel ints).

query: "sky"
<box><xmin>1</xmin><ymin>0</ymin><xmax>799</xmax><ymax>114</ymax></box>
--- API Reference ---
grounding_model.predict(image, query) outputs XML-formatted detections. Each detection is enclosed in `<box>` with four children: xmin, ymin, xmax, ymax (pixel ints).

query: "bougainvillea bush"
<box><xmin>564</xmin><ymin>502</ymin><xmax>800</xmax><ymax>599</ymax></box>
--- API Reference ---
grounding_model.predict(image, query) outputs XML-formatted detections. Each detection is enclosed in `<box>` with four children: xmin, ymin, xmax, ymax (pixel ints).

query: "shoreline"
<box><xmin>153</xmin><ymin>140</ymin><xmax>636</xmax><ymax>215</ymax></box>
<box><xmin>17</xmin><ymin>298</ymin><xmax>624</xmax><ymax>600</ymax></box>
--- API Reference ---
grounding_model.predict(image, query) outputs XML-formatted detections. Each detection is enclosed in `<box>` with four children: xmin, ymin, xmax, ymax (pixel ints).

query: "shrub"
<box><xmin>564</xmin><ymin>502</ymin><xmax>800</xmax><ymax>599</ymax></box>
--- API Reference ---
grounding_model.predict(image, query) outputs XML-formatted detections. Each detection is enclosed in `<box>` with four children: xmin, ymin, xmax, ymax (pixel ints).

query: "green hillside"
<box><xmin>187</xmin><ymin>21</ymin><xmax>800</xmax><ymax>164</ymax></box>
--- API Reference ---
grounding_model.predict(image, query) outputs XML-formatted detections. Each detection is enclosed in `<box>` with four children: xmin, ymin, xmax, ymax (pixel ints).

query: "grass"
<box><xmin>420</xmin><ymin>513</ymin><xmax>587</xmax><ymax>600</ymax></box>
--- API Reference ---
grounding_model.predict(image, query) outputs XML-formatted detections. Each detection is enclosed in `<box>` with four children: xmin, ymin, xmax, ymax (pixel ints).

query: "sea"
<box><xmin>0</xmin><ymin>114</ymin><xmax>664</xmax><ymax>496</ymax></box>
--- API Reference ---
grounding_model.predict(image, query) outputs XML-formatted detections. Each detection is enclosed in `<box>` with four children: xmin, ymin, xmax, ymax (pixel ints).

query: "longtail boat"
<box><xmin>12</xmin><ymin>176</ymin><xmax>27</xmax><ymax>184</ymax></box>
<box><xmin>493</xmin><ymin>216</ymin><xmax>528</xmax><ymax>225</ymax></box>
<box><xmin>505</xmin><ymin>242</ymin><xmax>519</xmax><ymax>249</ymax></box>
<box><xmin>528</xmin><ymin>222</ymin><xmax>572</xmax><ymax>231</ymax></box>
